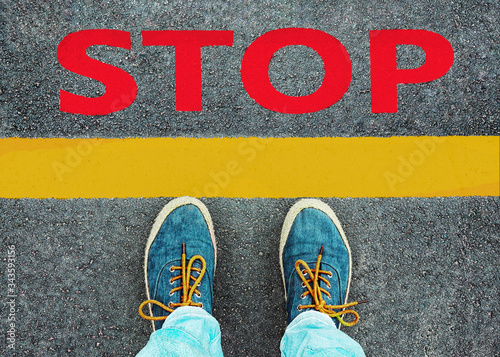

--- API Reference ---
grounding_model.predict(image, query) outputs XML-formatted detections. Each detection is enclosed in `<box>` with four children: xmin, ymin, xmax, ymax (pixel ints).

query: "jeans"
<box><xmin>136</xmin><ymin>306</ymin><xmax>365</xmax><ymax>357</ymax></box>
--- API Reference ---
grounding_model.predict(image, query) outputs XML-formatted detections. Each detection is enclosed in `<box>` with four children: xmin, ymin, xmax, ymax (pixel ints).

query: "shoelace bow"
<box><xmin>139</xmin><ymin>243</ymin><xmax>206</xmax><ymax>321</ymax></box>
<box><xmin>295</xmin><ymin>246</ymin><xmax>367</xmax><ymax>327</ymax></box>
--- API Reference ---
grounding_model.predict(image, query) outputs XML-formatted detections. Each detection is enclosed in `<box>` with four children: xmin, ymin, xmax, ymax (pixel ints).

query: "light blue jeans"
<box><xmin>136</xmin><ymin>306</ymin><xmax>365</xmax><ymax>356</ymax></box>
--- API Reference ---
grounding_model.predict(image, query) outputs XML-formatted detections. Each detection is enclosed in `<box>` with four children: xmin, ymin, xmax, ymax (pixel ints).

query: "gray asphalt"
<box><xmin>1</xmin><ymin>0</ymin><xmax>499</xmax><ymax>356</ymax></box>
<box><xmin>0</xmin><ymin>0</ymin><xmax>498</xmax><ymax>138</ymax></box>
<box><xmin>1</xmin><ymin>198</ymin><xmax>499</xmax><ymax>356</ymax></box>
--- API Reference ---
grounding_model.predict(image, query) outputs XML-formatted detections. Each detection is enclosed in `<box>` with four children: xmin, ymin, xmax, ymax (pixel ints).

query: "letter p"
<box><xmin>370</xmin><ymin>29</ymin><xmax>454</xmax><ymax>113</ymax></box>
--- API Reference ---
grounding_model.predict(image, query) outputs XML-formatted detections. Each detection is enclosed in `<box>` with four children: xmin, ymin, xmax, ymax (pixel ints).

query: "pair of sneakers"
<box><xmin>138</xmin><ymin>197</ymin><xmax>365</xmax><ymax>331</ymax></box>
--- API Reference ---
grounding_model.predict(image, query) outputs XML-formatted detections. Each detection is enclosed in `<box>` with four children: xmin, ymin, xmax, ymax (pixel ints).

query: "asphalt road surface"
<box><xmin>1</xmin><ymin>1</ymin><xmax>498</xmax><ymax>356</ymax></box>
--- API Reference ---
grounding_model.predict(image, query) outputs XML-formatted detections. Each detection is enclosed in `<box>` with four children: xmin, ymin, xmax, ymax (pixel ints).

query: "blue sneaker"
<box><xmin>280</xmin><ymin>199</ymin><xmax>365</xmax><ymax>328</ymax></box>
<box><xmin>139</xmin><ymin>197</ymin><xmax>216</xmax><ymax>331</ymax></box>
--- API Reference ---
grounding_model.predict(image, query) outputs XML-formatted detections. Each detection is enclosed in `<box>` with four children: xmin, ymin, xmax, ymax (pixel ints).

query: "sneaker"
<box><xmin>138</xmin><ymin>197</ymin><xmax>217</xmax><ymax>331</ymax></box>
<box><xmin>280</xmin><ymin>199</ymin><xmax>365</xmax><ymax>328</ymax></box>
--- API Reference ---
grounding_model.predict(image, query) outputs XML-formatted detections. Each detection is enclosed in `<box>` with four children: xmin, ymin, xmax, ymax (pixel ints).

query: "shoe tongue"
<box><xmin>178</xmin><ymin>258</ymin><xmax>204</xmax><ymax>270</ymax></box>
<box><xmin>286</xmin><ymin>264</ymin><xmax>341</xmax><ymax>325</ymax></box>
<box><xmin>302</xmin><ymin>262</ymin><xmax>342</xmax><ymax>306</ymax></box>
<box><xmin>151</xmin><ymin>259</ymin><xmax>206</xmax><ymax>329</ymax></box>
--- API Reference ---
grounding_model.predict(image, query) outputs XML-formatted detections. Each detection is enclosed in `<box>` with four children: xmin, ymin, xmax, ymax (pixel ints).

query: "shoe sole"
<box><xmin>279</xmin><ymin>198</ymin><xmax>352</xmax><ymax>327</ymax></box>
<box><xmin>143</xmin><ymin>196</ymin><xmax>217</xmax><ymax>331</ymax></box>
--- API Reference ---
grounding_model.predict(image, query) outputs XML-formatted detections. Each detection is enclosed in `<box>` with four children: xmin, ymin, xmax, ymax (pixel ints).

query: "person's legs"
<box><xmin>280</xmin><ymin>311</ymin><xmax>365</xmax><ymax>357</ymax></box>
<box><xmin>137</xmin><ymin>306</ymin><xmax>223</xmax><ymax>357</ymax></box>
<box><xmin>136</xmin><ymin>197</ymin><xmax>223</xmax><ymax>357</ymax></box>
<box><xmin>279</xmin><ymin>199</ymin><xmax>366</xmax><ymax>357</ymax></box>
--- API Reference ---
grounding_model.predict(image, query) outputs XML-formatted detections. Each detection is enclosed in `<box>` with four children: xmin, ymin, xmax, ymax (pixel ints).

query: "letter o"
<box><xmin>409</xmin><ymin>150</ymin><xmax>426</xmax><ymax>166</ymax></box>
<box><xmin>77</xmin><ymin>141</ymin><xmax>93</xmax><ymax>156</ymax></box>
<box><xmin>204</xmin><ymin>182</ymin><xmax>220</xmax><ymax>196</ymax></box>
<box><xmin>241</xmin><ymin>28</ymin><xmax>352</xmax><ymax>114</ymax></box>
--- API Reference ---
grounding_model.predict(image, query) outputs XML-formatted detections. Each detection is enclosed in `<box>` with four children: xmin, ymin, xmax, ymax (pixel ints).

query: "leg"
<box><xmin>279</xmin><ymin>199</ymin><xmax>366</xmax><ymax>357</ymax></box>
<box><xmin>280</xmin><ymin>311</ymin><xmax>365</xmax><ymax>357</ymax></box>
<box><xmin>136</xmin><ymin>197</ymin><xmax>223</xmax><ymax>357</ymax></box>
<box><xmin>137</xmin><ymin>306</ymin><xmax>223</xmax><ymax>357</ymax></box>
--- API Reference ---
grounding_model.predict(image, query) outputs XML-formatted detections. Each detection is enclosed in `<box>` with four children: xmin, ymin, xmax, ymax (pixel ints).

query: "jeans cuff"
<box><xmin>288</xmin><ymin>310</ymin><xmax>336</xmax><ymax>329</ymax></box>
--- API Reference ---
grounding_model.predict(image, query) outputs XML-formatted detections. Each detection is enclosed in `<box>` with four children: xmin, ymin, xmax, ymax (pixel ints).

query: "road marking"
<box><xmin>0</xmin><ymin>136</ymin><xmax>498</xmax><ymax>198</ymax></box>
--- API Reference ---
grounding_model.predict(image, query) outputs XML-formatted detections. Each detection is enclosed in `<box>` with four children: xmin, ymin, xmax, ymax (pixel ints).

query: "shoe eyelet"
<box><xmin>301</xmin><ymin>269</ymin><xmax>306</xmax><ymax>275</ymax></box>
<box><xmin>169</xmin><ymin>266</ymin><xmax>175</xmax><ymax>273</ymax></box>
<box><xmin>196</xmin><ymin>292</ymin><xmax>201</xmax><ymax>298</ymax></box>
<box><xmin>301</xmin><ymin>282</ymin><xmax>306</xmax><ymax>288</ymax></box>
<box><xmin>169</xmin><ymin>290</ymin><xmax>174</xmax><ymax>297</ymax></box>
<box><xmin>296</xmin><ymin>305</ymin><xmax>302</xmax><ymax>311</ymax></box>
<box><xmin>327</xmin><ymin>271</ymin><xmax>333</xmax><ymax>278</ymax></box>
<box><xmin>200</xmin><ymin>303</ymin><xmax>204</xmax><ymax>308</ymax></box>
<box><xmin>300</xmin><ymin>294</ymin><xmax>306</xmax><ymax>300</ymax></box>
<box><xmin>169</xmin><ymin>279</ymin><xmax>174</xmax><ymax>285</ymax></box>
<box><xmin>168</xmin><ymin>302</ymin><xmax>174</xmax><ymax>308</ymax></box>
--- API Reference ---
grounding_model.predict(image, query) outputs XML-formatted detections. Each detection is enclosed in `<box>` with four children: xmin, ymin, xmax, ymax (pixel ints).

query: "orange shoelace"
<box><xmin>139</xmin><ymin>243</ymin><xmax>207</xmax><ymax>321</ymax></box>
<box><xmin>295</xmin><ymin>246</ymin><xmax>367</xmax><ymax>327</ymax></box>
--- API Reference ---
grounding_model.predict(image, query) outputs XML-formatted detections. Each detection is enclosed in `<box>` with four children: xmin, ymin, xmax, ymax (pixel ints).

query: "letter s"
<box><xmin>58</xmin><ymin>29</ymin><xmax>137</xmax><ymax>115</ymax></box>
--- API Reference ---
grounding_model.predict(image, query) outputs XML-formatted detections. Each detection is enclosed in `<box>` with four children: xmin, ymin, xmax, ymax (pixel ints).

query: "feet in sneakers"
<box><xmin>139</xmin><ymin>197</ymin><xmax>216</xmax><ymax>331</ymax></box>
<box><xmin>280</xmin><ymin>199</ymin><xmax>365</xmax><ymax>328</ymax></box>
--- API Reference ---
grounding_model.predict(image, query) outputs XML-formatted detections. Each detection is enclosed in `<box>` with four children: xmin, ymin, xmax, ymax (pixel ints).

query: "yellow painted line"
<box><xmin>0</xmin><ymin>136</ymin><xmax>498</xmax><ymax>198</ymax></box>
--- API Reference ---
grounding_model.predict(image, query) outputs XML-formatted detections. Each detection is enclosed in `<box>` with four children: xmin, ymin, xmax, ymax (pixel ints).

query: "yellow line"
<box><xmin>0</xmin><ymin>136</ymin><xmax>498</xmax><ymax>198</ymax></box>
